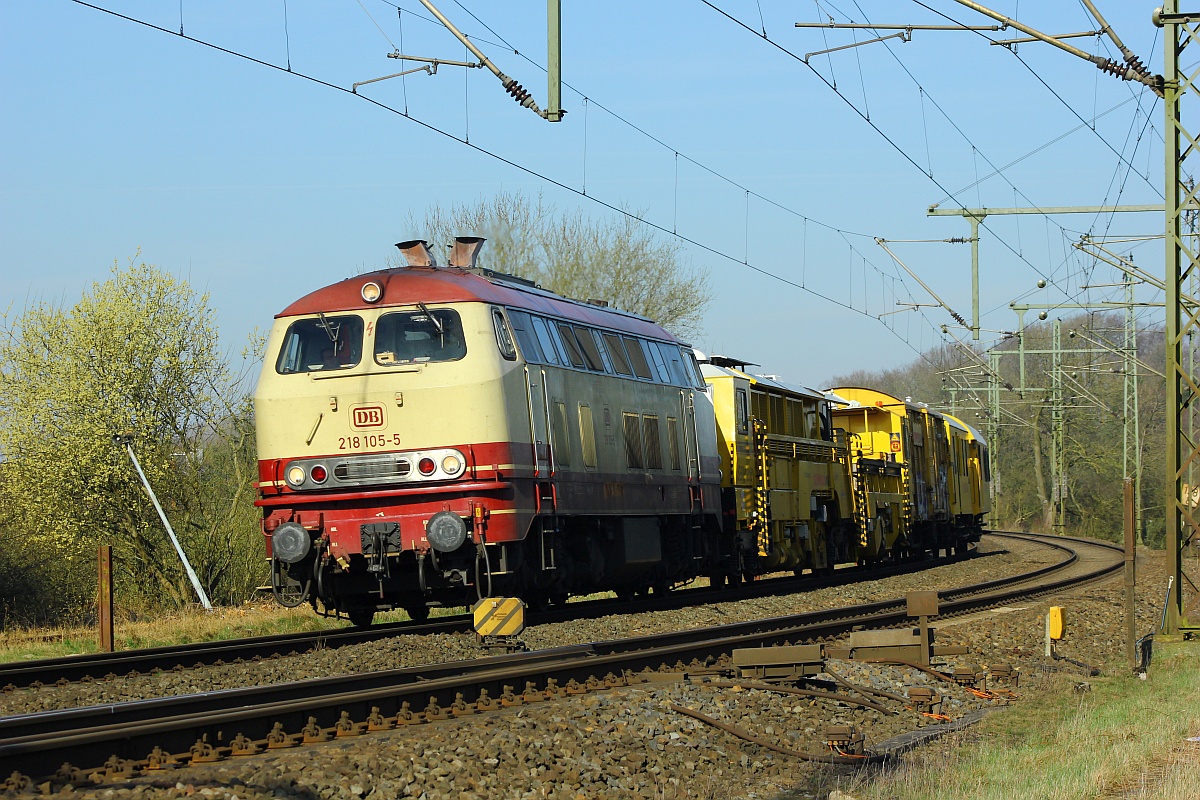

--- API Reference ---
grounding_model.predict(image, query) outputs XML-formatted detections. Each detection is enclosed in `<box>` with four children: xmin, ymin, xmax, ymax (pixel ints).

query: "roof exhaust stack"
<box><xmin>395</xmin><ymin>239</ymin><xmax>437</xmax><ymax>267</ymax></box>
<box><xmin>449</xmin><ymin>236</ymin><xmax>486</xmax><ymax>268</ymax></box>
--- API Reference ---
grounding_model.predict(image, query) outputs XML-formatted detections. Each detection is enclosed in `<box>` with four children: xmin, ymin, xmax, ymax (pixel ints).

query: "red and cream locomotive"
<box><xmin>255</xmin><ymin>238</ymin><xmax>724</xmax><ymax>624</ymax></box>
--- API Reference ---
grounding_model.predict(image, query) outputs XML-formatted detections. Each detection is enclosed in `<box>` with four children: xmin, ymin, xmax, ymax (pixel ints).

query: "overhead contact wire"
<box><xmin>67</xmin><ymin>0</ymin><xmax>938</xmax><ymax>363</ymax></box>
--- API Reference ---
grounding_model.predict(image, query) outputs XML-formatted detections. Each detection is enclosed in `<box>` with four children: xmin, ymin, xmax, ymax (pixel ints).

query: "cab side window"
<box><xmin>492</xmin><ymin>308</ymin><xmax>517</xmax><ymax>360</ymax></box>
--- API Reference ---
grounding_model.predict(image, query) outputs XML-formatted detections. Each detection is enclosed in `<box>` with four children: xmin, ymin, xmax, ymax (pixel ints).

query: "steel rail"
<box><xmin>0</xmin><ymin>533</ymin><xmax>1122</xmax><ymax>781</ymax></box>
<box><xmin>0</xmin><ymin>547</ymin><xmax>984</xmax><ymax>689</ymax></box>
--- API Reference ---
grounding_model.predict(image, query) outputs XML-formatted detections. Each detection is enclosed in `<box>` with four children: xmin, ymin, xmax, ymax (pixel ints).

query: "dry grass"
<box><xmin>834</xmin><ymin>642</ymin><xmax>1200</xmax><ymax>800</ymax></box>
<box><xmin>0</xmin><ymin>600</ymin><xmax>457</xmax><ymax>664</ymax></box>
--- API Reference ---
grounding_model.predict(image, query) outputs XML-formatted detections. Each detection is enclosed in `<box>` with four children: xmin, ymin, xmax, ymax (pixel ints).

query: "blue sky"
<box><xmin>0</xmin><ymin>1</ymin><xmax>1168</xmax><ymax>388</ymax></box>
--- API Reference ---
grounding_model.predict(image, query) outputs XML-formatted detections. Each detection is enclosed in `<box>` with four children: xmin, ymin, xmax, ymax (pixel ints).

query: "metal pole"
<box><xmin>1160</xmin><ymin>1</ymin><xmax>1189</xmax><ymax>635</ymax></box>
<box><xmin>116</xmin><ymin>438</ymin><xmax>213</xmax><ymax>611</ymax></box>
<box><xmin>546</xmin><ymin>0</ymin><xmax>562</xmax><ymax>122</ymax></box>
<box><xmin>969</xmin><ymin>215</ymin><xmax>981</xmax><ymax>340</ymax></box>
<box><xmin>989</xmin><ymin>350</ymin><xmax>1001</xmax><ymax>527</ymax></box>
<box><xmin>1052</xmin><ymin>320</ymin><xmax>1064</xmax><ymax>534</ymax></box>
<box><xmin>98</xmin><ymin>545</ymin><xmax>114</xmax><ymax>652</ymax></box>
<box><xmin>1016</xmin><ymin>309</ymin><xmax>1027</xmax><ymax>391</ymax></box>
<box><xmin>1124</xmin><ymin>272</ymin><xmax>1144</xmax><ymax>545</ymax></box>
<box><xmin>1124</xmin><ymin>478</ymin><xmax>1136</xmax><ymax>670</ymax></box>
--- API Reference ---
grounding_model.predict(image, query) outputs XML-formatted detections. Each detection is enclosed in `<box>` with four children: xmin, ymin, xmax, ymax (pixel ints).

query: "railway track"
<box><xmin>0</xmin><ymin>546</ymin><xmax>980</xmax><ymax>691</ymax></box>
<box><xmin>0</xmin><ymin>532</ymin><xmax>1122</xmax><ymax>788</ymax></box>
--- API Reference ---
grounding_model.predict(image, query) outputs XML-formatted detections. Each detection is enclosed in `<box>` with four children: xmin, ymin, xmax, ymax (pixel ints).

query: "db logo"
<box><xmin>351</xmin><ymin>404</ymin><xmax>386</xmax><ymax>429</ymax></box>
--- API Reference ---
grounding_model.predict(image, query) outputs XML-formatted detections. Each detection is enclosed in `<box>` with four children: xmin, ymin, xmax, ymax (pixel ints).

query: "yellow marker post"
<box><xmin>473</xmin><ymin>597</ymin><xmax>526</xmax><ymax>639</ymax></box>
<box><xmin>1045</xmin><ymin>605</ymin><xmax>1065</xmax><ymax>657</ymax></box>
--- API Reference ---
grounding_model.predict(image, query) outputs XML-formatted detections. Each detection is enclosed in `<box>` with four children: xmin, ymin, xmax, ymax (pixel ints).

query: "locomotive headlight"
<box><xmin>361</xmin><ymin>281</ymin><xmax>383</xmax><ymax>303</ymax></box>
<box><xmin>271</xmin><ymin>522</ymin><xmax>312</xmax><ymax>563</ymax></box>
<box><xmin>309</xmin><ymin>464</ymin><xmax>328</xmax><ymax>484</ymax></box>
<box><xmin>286</xmin><ymin>465</ymin><xmax>306</xmax><ymax>487</ymax></box>
<box><xmin>427</xmin><ymin>511</ymin><xmax>467</xmax><ymax>553</ymax></box>
<box><xmin>441</xmin><ymin>454</ymin><xmax>463</xmax><ymax>476</ymax></box>
<box><xmin>418</xmin><ymin>457</ymin><xmax>436</xmax><ymax>476</ymax></box>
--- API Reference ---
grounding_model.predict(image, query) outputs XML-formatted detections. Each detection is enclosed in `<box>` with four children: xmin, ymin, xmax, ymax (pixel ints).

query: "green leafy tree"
<box><xmin>0</xmin><ymin>258</ymin><xmax>262</xmax><ymax>621</ymax></box>
<box><xmin>402</xmin><ymin>191</ymin><xmax>713</xmax><ymax>340</ymax></box>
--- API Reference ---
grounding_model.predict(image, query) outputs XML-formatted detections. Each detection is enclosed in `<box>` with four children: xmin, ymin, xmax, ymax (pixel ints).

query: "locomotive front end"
<box><xmin>254</xmin><ymin>258</ymin><xmax>529</xmax><ymax>625</ymax></box>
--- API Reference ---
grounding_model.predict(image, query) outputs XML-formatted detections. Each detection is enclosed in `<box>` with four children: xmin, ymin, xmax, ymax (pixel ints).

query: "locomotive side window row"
<box><xmin>506</xmin><ymin>309</ymin><xmax>702</xmax><ymax>389</ymax></box>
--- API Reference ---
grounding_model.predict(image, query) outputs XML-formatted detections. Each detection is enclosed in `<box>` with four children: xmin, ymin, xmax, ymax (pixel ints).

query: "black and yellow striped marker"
<box><xmin>473</xmin><ymin>596</ymin><xmax>526</xmax><ymax>637</ymax></box>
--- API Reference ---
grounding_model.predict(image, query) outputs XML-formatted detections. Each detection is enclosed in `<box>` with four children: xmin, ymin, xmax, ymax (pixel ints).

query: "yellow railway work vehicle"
<box><xmin>702</xmin><ymin>356</ymin><xmax>852</xmax><ymax>580</ymax></box>
<box><xmin>943</xmin><ymin>414</ymin><xmax>991</xmax><ymax>540</ymax></box>
<box><xmin>830</xmin><ymin>387</ymin><xmax>990</xmax><ymax>556</ymax></box>
<box><xmin>829</xmin><ymin>387</ymin><xmax>964</xmax><ymax>557</ymax></box>
<box><xmin>824</xmin><ymin>389</ymin><xmax>907</xmax><ymax>563</ymax></box>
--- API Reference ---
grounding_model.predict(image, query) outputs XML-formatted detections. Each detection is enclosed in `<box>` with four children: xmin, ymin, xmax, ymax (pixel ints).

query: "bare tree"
<box><xmin>403</xmin><ymin>191</ymin><xmax>712</xmax><ymax>340</ymax></box>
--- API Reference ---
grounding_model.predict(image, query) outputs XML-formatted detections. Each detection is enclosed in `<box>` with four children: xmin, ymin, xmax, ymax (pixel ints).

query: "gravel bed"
<box><xmin>8</xmin><ymin>536</ymin><xmax>1170</xmax><ymax>799</ymax></box>
<box><xmin>0</xmin><ymin>539</ymin><xmax>1048</xmax><ymax>717</ymax></box>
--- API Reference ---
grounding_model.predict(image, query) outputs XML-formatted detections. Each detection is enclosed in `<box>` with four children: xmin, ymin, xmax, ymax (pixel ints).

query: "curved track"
<box><xmin>0</xmin><ymin>532</ymin><xmax>1123</xmax><ymax>787</ymax></box>
<box><xmin>0</xmin><ymin>546</ymin><xmax>983</xmax><ymax>690</ymax></box>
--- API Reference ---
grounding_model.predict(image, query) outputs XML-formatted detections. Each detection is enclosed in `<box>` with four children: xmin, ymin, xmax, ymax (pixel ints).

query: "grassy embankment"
<box><xmin>0</xmin><ymin>602</ymin><xmax>438</xmax><ymax>663</ymax></box>
<box><xmin>842</xmin><ymin>640</ymin><xmax>1200</xmax><ymax>800</ymax></box>
<box><xmin>0</xmin><ymin>588</ymin><xmax>625</xmax><ymax>663</ymax></box>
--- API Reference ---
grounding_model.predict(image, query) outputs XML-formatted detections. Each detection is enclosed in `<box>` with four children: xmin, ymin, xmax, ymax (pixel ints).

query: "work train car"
<box><xmin>255</xmin><ymin>238</ymin><xmax>723</xmax><ymax>624</ymax></box>
<box><xmin>828</xmin><ymin>388</ymin><xmax>990</xmax><ymax>557</ymax></box>
<box><xmin>701</xmin><ymin>357</ymin><xmax>854</xmax><ymax>579</ymax></box>
<box><xmin>942</xmin><ymin>413</ymin><xmax>991</xmax><ymax>539</ymax></box>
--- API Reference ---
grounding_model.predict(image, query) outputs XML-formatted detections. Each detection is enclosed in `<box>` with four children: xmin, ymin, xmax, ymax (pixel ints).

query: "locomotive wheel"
<box><xmin>404</xmin><ymin>605</ymin><xmax>430</xmax><ymax>623</ymax></box>
<box><xmin>347</xmin><ymin>608</ymin><xmax>375</xmax><ymax>627</ymax></box>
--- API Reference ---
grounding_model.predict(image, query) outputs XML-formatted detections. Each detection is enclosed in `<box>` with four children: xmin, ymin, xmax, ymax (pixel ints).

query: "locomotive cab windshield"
<box><xmin>375</xmin><ymin>308</ymin><xmax>466</xmax><ymax>365</ymax></box>
<box><xmin>275</xmin><ymin>315</ymin><xmax>364</xmax><ymax>373</ymax></box>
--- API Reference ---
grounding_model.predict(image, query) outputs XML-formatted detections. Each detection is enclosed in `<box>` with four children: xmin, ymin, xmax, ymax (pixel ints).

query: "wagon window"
<box><xmin>555</xmin><ymin>322</ymin><xmax>587</xmax><ymax>369</ymax></box>
<box><xmin>275</xmin><ymin>314</ymin><xmax>364</xmax><ymax>374</ymax></box>
<box><xmin>601</xmin><ymin>332</ymin><xmax>633</xmax><ymax>376</ymax></box>
<box><xmin>507</xmin><ymin>310</ymin><xmax>545</xmax><ymax>363</ymax></box>
<box><xmin>530</xmin><ymin>316</ymin><xmax>562</xmax><ymax>366</ymax></box>
<box><xmin>374</xmin><ymin>308</ymin><xmax>466</xmax><ymax>365</ymax></box>
<box><xmin>623</xmin><ymin>412</ymin><xmax>643</xmax><ymax>469</ymax></box>
<box><xmin>552</xmin><ymin>401</ymin><xmax>571</xmax><ymax>467</ymax></box>
<box><xmin>735</xmin><ymin>389</ymin><xmax>749</xmax><ymax>435</ymax></box>
<box><xmin>579</xmin><ymin>404</ymin><xmax>597</xmax><ymax>469</ymax></box>
<box><xmin>642</xmin><ymin>415</ymin><xmax>663</xmax><ymax>470</ymax></box>
<box><xmin>623</xmin><ymin>337</ymin><xmax>655</xmax><ymax>380</ymax></box>
<box><xmin>571</xmin><ymin>325</ymin><xmax>606</xmax><ymax>372</ymax></box>
<box><xmin>684</xmin><ymin>348</ymin><xmax>706</xmax><ymax>389</ymax></box>
<box><xmin>644</xmin><ymin>340</ymin><xmax>671</xmax><ymax>383</ymax></box>
<box><xmin>658</xmin><ymin>343</ymin><xmax>690</xmax><ymax>387</ymax></box>
<box><xmin>667</xmin><ymin>417</ymin><xmax>681</xmax><ymax>470</ymax></box>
